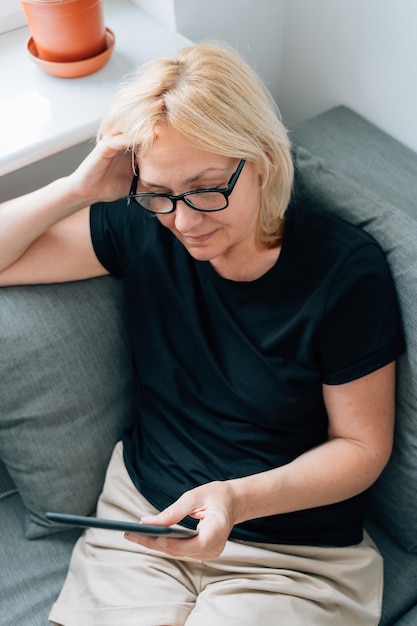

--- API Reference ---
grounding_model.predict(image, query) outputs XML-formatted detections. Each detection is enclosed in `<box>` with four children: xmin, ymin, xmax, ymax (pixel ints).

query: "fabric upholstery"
<box><xmin>0</xmin><ymin>483</ymin><xmax>79</xmax><ymax>625</ymax></box>
<box><xmin>292</xmin><ymin>112</ymin><xmax>417</xmax><ymax>554</ymax></box>
<box><xmin>366</xmin><ymin>519</ymin><xmax>417</xmax><ymax>625</ymax></box>
<box><xmin>394</xmin><ymin>604</ymin><xmax>417</xmax><ymax>626</ymax></box>
<box><xmin>0</xmin><ymin>276</ymin><xmax>135</xmax><ymax>538</ymax></box>
<box><xmin>290</xmin><ymin>106</ymin><xmax>417</xmax><ymax>219</ymax></box>
<box><xmin>0</xmin><ymin>457</ymin><xmax>17</xmax><ymax>498</ymax></box>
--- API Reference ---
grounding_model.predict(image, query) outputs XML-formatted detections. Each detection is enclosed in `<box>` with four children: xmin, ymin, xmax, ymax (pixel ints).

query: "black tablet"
<box><xmin>46</xmin><ymin>512</ymin><xmax>198</xmax><ymax>538</ymax></box>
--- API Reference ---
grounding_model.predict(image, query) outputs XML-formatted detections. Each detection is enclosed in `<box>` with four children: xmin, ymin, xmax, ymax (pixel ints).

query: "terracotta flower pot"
<box><xmin>21</xmin><ymin>0</ymin><xmax>107</xmax><ymax>63</ymax></box>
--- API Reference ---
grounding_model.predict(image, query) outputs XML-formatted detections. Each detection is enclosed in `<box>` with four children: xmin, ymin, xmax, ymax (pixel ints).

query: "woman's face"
<box><xmin>137</xmin><ymin>126</ymin><xmax>263</xmax><ymax>275</ymax></box>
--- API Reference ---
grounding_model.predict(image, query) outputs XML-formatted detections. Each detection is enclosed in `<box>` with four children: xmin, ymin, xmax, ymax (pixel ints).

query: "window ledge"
<box><xmin>0</xmin><ymin>0</ymin><xmax>190</xmax><ymax>177</ymax></box>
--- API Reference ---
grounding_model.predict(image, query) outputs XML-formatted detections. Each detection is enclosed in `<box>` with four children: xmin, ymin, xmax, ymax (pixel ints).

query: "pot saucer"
<box><xmin>27</xmin><ymin>27</ymin><xmax>115</xmax><ymax>78</ymax></box>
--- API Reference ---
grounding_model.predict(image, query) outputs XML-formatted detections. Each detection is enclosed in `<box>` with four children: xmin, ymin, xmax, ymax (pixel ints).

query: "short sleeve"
<box><xmin>90</xmin><ymin>199</ymin><xmax>148</xmax><ymax>278</ymax></box>
<box><xmin>318</xmin><ymin>242</ymin><xmax>404</xmax><ymax>384</ymax></box>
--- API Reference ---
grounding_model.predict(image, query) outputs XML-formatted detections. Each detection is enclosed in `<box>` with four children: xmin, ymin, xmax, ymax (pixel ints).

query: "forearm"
<box><xmin>227</xmin><ymin>435</ymin><xmax>390</xmax><ymax>526</ymax></box>
<box><xmin>0</xmin><ymin>177</ymin><xmax>88</xmax><ymax>272</ymax></box>
<box><xmin>129</xmin><ymin>436</ymin><xmax>389</xmax><ymax>560</ymax></box>
<box><xmin>0</xmin><ymin>133</ymin><xmax>133</xmax><ymax>274</ymax></box>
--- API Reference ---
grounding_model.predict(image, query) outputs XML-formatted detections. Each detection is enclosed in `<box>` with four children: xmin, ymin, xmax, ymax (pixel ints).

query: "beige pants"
<box><xmin>49</xmin><ymin>442</ymin><xmax>383</xmax><ymax>626</ymax></box>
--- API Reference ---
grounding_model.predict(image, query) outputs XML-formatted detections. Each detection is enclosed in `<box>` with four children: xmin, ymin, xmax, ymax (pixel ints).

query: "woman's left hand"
<box><xmin>124</xmin><ymin>481</ymin><xmax>237</xmax><ymax>560</ymax></box>
<box><xmin>125</xmin><ymin>364</ymin><xmax>397</xmax><ymax>560</ymax></box>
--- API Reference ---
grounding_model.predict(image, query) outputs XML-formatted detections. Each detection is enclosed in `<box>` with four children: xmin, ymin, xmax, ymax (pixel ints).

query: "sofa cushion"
<box><xmin>290</xmin><ymin>105</ymin><xmax>417</xmax><ymax>219</ymax></box>
<box><xmin>0</xmin><ymin>457</ymin><xmax>18</xmax><ymax>499</ymax></box>
<box><xmin>0</xmin><ymin>484</ymin><xmax>80</xmax><ymax>626</ymax></box>
<box><xmin>292</xmin><ymin>110</ymin><xmax>417</xmax><ymax>553</ymax></box>
<box><xmin>366</xmin><ymin>519</ymin><xmax>417</xmax><ymax>626</ymax></box>
<box><xmin>0</xmin><ymin>276</ymin><xmax>135</xmax><ymax>538</ymax></box>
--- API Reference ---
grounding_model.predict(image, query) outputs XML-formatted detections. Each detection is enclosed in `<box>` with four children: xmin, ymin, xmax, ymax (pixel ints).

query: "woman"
<box><xmin>0</xmin><ymin>43</ymin><xmax>403</xmax><ymax>625</ymax></box>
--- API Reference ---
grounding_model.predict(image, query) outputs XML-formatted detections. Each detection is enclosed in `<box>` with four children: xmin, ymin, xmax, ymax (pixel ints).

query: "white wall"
<box><xmin>171</xmin><ymin>0</ymin><xmax>286</xmax><ymax>106</ymax></box>
<box><xmin>130</xmin><ymin>0</ymin><xmax>176</xmax><ymax>31</ymax></box>
<box><xmin>278</xmin><ymin>0</ymin><xmax>417</xmax><ymax>152</ymax></box>
<box><xmin>171</xmin><ymin>0</ymin><xmax>417</xmax><ymax>154</ymax></box>
<box><xmin>133</xmin><ymin>0</ymin><xmax>287</xmax><ymax>101</ymax></box>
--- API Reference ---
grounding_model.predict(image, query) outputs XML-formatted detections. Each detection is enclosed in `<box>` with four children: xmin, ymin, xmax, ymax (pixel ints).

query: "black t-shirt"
<box><xmin>90</xmin><ymin>199</ymin><xmax>403</xmax><ymax>546</ymax></box>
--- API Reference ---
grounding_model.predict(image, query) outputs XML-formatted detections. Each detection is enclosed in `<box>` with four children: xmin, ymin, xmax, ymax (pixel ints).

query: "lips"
<box><xmin>182</xmin><ymin>230</ymin><xmax>218</xmax><ymax>244</ymax></box>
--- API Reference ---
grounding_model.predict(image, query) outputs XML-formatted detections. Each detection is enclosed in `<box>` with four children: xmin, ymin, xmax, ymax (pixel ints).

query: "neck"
<box><xmin>210</xmin><ymin>245</ymin><xmax>281</xmax><ymax>281</ymax></box>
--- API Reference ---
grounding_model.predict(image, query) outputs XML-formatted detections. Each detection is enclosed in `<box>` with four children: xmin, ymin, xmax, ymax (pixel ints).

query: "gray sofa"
<box><xmin>1</xmin><ymin>106</ymin><xmax>417</xmax><ymax>625</ymax></box>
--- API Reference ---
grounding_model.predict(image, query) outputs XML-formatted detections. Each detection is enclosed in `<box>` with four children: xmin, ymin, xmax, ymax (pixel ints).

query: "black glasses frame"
<box><xmin>128</xmin><ymin>159</ymin><xmax>246</xmax><ymax>214</ymax></box>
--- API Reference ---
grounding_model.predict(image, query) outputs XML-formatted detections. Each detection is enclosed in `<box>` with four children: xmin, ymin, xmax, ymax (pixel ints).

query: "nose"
<box><xmin>173</xmin><ymin>199</ymin><xmax>205</xmax><ymax>233</ymax></box>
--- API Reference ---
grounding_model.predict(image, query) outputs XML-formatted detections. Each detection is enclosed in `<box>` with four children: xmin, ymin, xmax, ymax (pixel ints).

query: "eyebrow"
<box><xmin>140</xmin><ymin>167</ymin><xmax>228</xmax><ymax>190</ymax></box>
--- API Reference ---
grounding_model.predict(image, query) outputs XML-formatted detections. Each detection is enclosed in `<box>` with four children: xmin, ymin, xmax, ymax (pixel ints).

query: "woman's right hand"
<box><xmin>0</xmin><ymin>132</ymin><xmax>135</xmax><ymax>285</ymax></box>
<box><xmin>68</xmin><ymin>132</ymin><xmax>135</xmax><ymax>206</ymax></box>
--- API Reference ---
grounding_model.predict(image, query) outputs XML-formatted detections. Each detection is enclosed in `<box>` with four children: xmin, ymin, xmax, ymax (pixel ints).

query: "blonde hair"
<box><xmin>99</xmin><ymin>42</ymin><xmax>294</xmax><ymax>246</ymax></box>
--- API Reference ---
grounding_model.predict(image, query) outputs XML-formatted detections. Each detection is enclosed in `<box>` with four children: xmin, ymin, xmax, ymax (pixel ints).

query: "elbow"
<box><xmin>368</xmin><ymin>435</ymin><xmax>394</xmax><ymax>486</ymax></box>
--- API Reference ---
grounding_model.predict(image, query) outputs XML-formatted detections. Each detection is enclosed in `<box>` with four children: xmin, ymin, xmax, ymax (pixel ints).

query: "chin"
<box><xmin>184</xmin><ymin>246</ymin><xmax>218</xmax><ymax>262</ymax></box>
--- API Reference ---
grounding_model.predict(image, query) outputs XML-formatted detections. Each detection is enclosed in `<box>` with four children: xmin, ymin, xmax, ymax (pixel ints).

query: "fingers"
<box><xmin>125</xmin><ymin>490</ymin><xmax>231</xmax><ymax>560</ymax></box>
<box><xmin>140</xmin><ymin>502</ymin><xmax>185</xmax><ymax>529</ymax></box>
<box><xmin>124</xmin><ymin>521</ymin><xmax>225</xmax><ymax>560</ymax></box>
<box><xmin>123</xmin><ymin>482</ymin><xmax>237</xmax><ymax>560</ymax></box>
<box><xmin>96</xmin><ymin>132</ymin><xmax>133</xmax><ymax>158</ymax></box>
<box><xmin>68</xmin><ymin>131</ymin><xmax>136</xmax><ymax>203</ymax></box>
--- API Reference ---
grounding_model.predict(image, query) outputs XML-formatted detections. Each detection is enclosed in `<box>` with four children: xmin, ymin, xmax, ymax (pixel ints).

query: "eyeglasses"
<box><xmin>128</xmin><ymin>159</ymin><xmax>246</xmax><ymax>214</ymax></box>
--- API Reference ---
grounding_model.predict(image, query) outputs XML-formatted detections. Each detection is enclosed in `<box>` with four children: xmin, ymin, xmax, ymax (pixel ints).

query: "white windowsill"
<box><xmin>0</xmin><ymin>0</ymin><xmax>190</xmax><ymax>177</ymax></box>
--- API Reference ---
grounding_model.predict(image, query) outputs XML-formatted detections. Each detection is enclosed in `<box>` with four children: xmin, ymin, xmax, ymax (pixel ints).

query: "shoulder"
<box><xmin>89</xmin><ymin>199</ymin><xmax>175</xmax><ymax>277</ymax></box>
<box><xmin>282</xmin><ymin>201</ymin><xmax>386</xmax><ymax>280</ymax></box>
<box><xmin>285</xmin><ymin>201</ymin><xmax>377</xmax><ymax>253</ymax></box>
<box><xmin>278</xmin><ymin>202</ymin><xmax>395</xmax><ymax>314</ymax></box>
<box><xmin>90</xmin><ymin>199</ymin><xmax>171</xmax><ymax>247</ymax></box>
